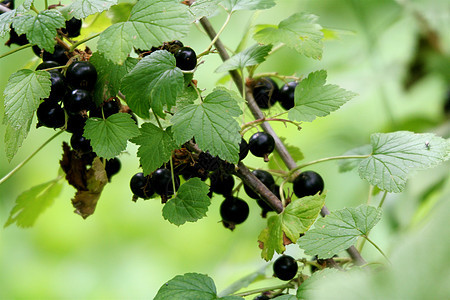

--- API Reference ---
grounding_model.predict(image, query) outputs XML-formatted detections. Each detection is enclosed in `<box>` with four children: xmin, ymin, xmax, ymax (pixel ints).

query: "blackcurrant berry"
<box><xmin>151</xmin><ymin>168</ymin><xmax>180</xmax><ymax>196</ymax></box>
<box><xmin>32</xmin><ymin>45</ymin><xmax>42</xmax><ymax>57</ymax></box>
<box><xmin>273</xmin><ymin>255</ymin><xmax>298</xmax><ymax>281</ymax></box>
<box><xmin>1</xmin><ymin>0</ymin><xmax>14</xmax><ymax>9</ymax></box>
<box><xmin>63</xmin><ymin>89</ymin><xmax>93</xmax><ymax>115</ymax></box>
<box><xmin>90</xmin><ymin>100</ymin><xmax>120</xmax><ymax>119</ymax></box>
<box><xmin>197</xmin><ymin>152</ymin><xmax>221</xmax><ymax>172</ymax></box>
<box><xmin>36</xmin><ymin>101</ymin><xmax>65</xmax><ymax>128</ymax></box>
<box><xmin>239</xmin><ymin>137</ymin><xmax>249</xmax><ymax>161</ymax></box>
<box><xmin>6</xmin><ymin>27</ymin><xmax>28</xmax><ymax>46</ymax></box>
<box><xmin>253</xmin><ymin>295</ymin><xmax>269</xmax><ymax>300</ymax></box>
<box><xmin>66</xmin><ymin>114</ymin><xmax>87</xmax><ymax>134</ymax></box>
<box><xmin>105</xmin><ymin>157</ymin><xmax>121</xmax><ymax>180</ymax></box>
<box><xmin>174</xmin><ymin>47</ymin><xmax>197</xmax><ymax>71</ymax></box>
<box><xmin>63</xmin><ymin>18</ymin><xmax>82</xmax><ymax>37</ymax></box>
<box><xmin>47</xmin><ymin>71</ymin><xmax>67</xmax><ymax>102</ymax></box>
<box><xmin>36</xmin><ymin>61</ymin><xmax>59</xmax><ymax>71</ymax></box>
<box><xmin>444</xmin><ymin>88</ymin><xmax>450</xmax><ymax>116</ymax></box>
<box><xmin>130</xmin><ymin>172</ymin><xmax>154</xmax><ymax>199</ymax></box>
<box><xmin>66</xmin><ymin>61</ymin><xmax>98</xmax><ymax>91</ymax></box>
<box><xmin>179</xmin><ymin>164</ymin><xmax>208</xmax><ymax>181</ymax></box>
<box><xmin>244</xmin><ymin>170</ymin><xmax>275</xmax><ymax>199</ymax></box>
<box><xmin>43</xmin><ymin>44</ymin><xmax>69</xmax><ymax>66</ymax></box>
<box><xmin>70</xmin><ymin>133</ymin><xmax>92</xmax><ymax>153</ymax></box>
<box><xmin>252</xmin><ymin>77</ymin><xmax>279</xmax><ymax>109</ymax></box>
<box><xmin>209</xmin><ymin>171</ymin><xmax>234</xmax><ymax>196</ymax></box>
<box><xmin>220</xmin><ymin>196</ymin><xmax>249</xmax><ymax>228</ymax></box>
<box><xmin>279</xmin><ymin>81</ymin><xmax>298</xmax><ymax>110</ymax></box>
<box><xmin>249</xmin><ymin>132</ymin><xmax>275</xmax><ymax>160</ymax></box>
<box><xmin>293</xmin><ymin>171</ymin><xmax>324</xmax><ymax>198</ymax></box>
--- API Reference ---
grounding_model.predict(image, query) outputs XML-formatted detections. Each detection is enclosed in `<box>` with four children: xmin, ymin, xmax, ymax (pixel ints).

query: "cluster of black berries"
<box><xmin>251</xmin><ymin>77</ymin><xmax>298</xmax><ymax>110</ymax></box>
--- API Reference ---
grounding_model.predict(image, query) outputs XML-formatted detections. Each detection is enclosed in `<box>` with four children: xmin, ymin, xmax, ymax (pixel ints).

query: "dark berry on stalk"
<box><xmin>63</xmin><ymin>89</ymin><xmax>93</xmax><ymax>115</ymax></box>
<box><xmin>244</xmin><ymin>169</ymin><xmax>275</xmax><ymax>199</ymax></box>
<box><xmin>36</xmin><ymin>61</ymin><xmax>59</xmax><ymax>71</ymax></box>
<box><xmin>66</xmin><ymin>114</ymin><xmax>87</xmax><ymax>134</ymax></box>
<box><xmin>198</xmin><ymin>152</ymin><xmax>220</xmax><ymax>172</ymax></box>
<box><xmin>130</xmin><ymin>172</ymin><xmax>154</xmax><ymax>199</ymax></box>
<box><xmin>249</xmin><ymin>132</ymin><xmax>275</xmax><ymax>160</ymax></box>
<box><xmin>220</xmin><ymin>196</ymin><xmax>249</xmax><ymax>229</ymax></box>
<box><xmin>252</xmin><ymin>77</ymin><xmax>279</xmax><ymax>109</ymax></box>
<box><xmin>36</xmin><ymin>101</ymin><xmax>65</xmax><ymax>128</ymax></box>
<box><xmin>209</xmin><ymin>171</ymin><xmax>234</xmax><ymax>196</ymax></box>
<box><xmin>444</xmin><ymin>88</ymin><xmax>450</xmax><ymax>116</ymax></box>
<box><xmin>47</xmin><ymin>71</ymin><xmax>67</xmax><ymax>101</ymax></box>
<box><xmin>66</xmin><ymin>61</ymin><xmax>98</xmax><ymax>91</ymax></box>
<box><xmin>6</xmin><ymin>27</ymin><xmax>28</xmax><ymax>46</ymax></box>
<box><xmin>293</xmin><ymin>170</ymin><xmax>324</xmax><ymax>198</ymax></box>
<box><xmin>253</xmin><ymin>295</ymin><xmax>270</xmax><ymax>300</ymax></box>
<box><xmin>70</xmin><ymin>133</ymin><xmax>92</xmax><ymax>153</ymax></box>
<box><xmin>273</xmin><ymin>255</ymin><xmax>298</xmax><ymax>281</ymax></box>
<box><xmin>43</xmin><ymin>44</ymin><xmax>68</xmax><ymax>66</ymax></box>
<box><xmin>1</xmin><ymin>0</ymin><xmax>14</xmax><ymax>9</ymax></box>
<box><xmin>91</xmin><ymin>100</ymin><xmax>120</xmax><ymax>119</ymax></box>
<box><xmin>151</xmin><ymin>168</ymin><xmax>180</xmax><ymax>196</ymax></box>
<box><xmin>105</xmin><ymin>157</ymin><xmax>121</xmax><ymax>180</ymax></box>
<box><xmin>63</xmin><ymin>17</ymin><xmax>82</xmax><ymax>37</ymax></box>
<box><xmin>239</xmin><ymin>137</ymin><xmax>249</xmax><ymax>161</ymax></box>
<box><xmin>180</xmin><ymin>164</ymin><xmax>207</xmax><ymax>181</ymax></box>
<box><xmin>279</xmin><ymin>81</ymin><xmax>298</xmax><ymax>110</ymax></box>
<box><xmin>174</xmin><ymin>47</ymin><xmax>197</xmax><ymax>71</ymax></box>
<box><xmin>32</xmin><ymin>45</ymin><xmax>42</xmax><ymax>57</ymax></box>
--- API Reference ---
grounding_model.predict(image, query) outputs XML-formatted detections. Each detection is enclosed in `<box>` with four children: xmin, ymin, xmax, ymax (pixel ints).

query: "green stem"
<box><xmin>0</xmin><ymin>44</ymin><xmax>32</xmax><ymax>60</ymax></box>
<box><xmin>41</xmin><ymin>65</ymin><xmax>69</xmax><ymax>72</ymax></box>
<box><xmin>254</xmin><ymin>72</ymin><xmax>301</xmax><ymax>82</ymax></box>
<box><xmin>44</xmin><ymin>0</ymin><xmax>48</xmax><ymax>9</ymax></box>
<box><xmin>363</xmin><ymin>235</ymin><xmax>390</xmax><ymax>263</ymax></box>
<box><xmin>241</xmin><ymin>117</ymin><xmax>301</xmax><ymax>135</ymax></box>
<box><xmin>231</xmin><ymin>283</ymin><xmax>295</xmax><ymax>297</ymax></box>
<box><xmin>366</xmin><ymin>185</ymin><xmax>374</xmax><ymax>205</ymax></box>
<box><xmin>378</xmin><ymin>191</ymin><xmax>388</xmax><ymax>208</ymax></box>
<box><xmin>30</xmin><ymin>4</ymin><xmax>39</xmax><ymax>13</ymax></box>
<box><xmin>0</xmin><ymin>130</ymin><xmax>63</xmax><ymax>186</ymax></box>
<box><xmin>153</xmin><ymin>112</ymin><xmax>163</xmax><ymax>129</ymax></box>
<box><xmin>199</xmin><ymin>12</ymin><xmax>233</xmax><ymax>56</ymax></box>
<box><xmin>267</xmin><ymin>43</ymin><xmax>285</xmax><ymax>56</ymax></box>
<box><xmin>69</xmin><ymin>32</ymin><xmax>101</xmax><ymax>52</ymax></box>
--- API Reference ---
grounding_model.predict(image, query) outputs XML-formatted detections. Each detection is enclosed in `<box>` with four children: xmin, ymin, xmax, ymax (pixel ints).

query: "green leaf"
<box><xmin>215</xmin><ymin>44</ymin><xmax>272</xmax><ymax>73</ymax></box>
<box><xmin>62</xmin><ymin>0</ymin><xmax>118</xmax><ymax>19</ymax></box>
<box><xmin>171</xmin><ymin>88</ymin><xmax>242</xmax><ymax>163</ymax></box>
<box><xmin>0</xmin><ymin>0</ymin><xmax>32</xmax><ymax>36</ymax></box>
<box><xmin>268</xmin><ymin>136</ymin><xmax>303</xmax><ymax>170</ymax></box>
<box><xmin>97</xmin><ymin>0</ymin><xmax>191</xmax><ymax>64</ymax></box>
<box><xmin>258</xmin><ymin>193</ymin><xmax>326</xmax><ymax>261</ymax></box>
<box><xmin>288</xmin><ymin>70</ymin><xmax>357</xmax><ymax>122</ymax></box>
<box><xmin>297</xmin><ymin>268</ymin><xmax>340</xmax><ymax>298</ymax></box>
<box><xmin>90</xmin><ymin>52</ymin><xmax>137</xmax><ymax>105</ymax></box>
<box><xmin>107</xmin><ymin>3</ymin><xmax>134</xmax><ymax>24</ymax></box>
<box><xmin>254</xmin><ymin>12</ymin><xmax>324</xmax><ymax>59</ymax></box>
<box><xmin>188</xmin><ymin>0</ymin><xmax>221</xmax><ymax>19</ymax></box>
<box><xmin>298</xmin><ymin>205</ymin><xmax>382</xmax><ymax>259</ymax></box>
<box><xmin>338</xmin><ymin>144</ymin><xmax>372</xmax><ymax>173</ymax></box>
<box><xmin>4</xmin><ymin>178</ymin><xmax>63</xmax><ymax>228</ymax></box>
<box><xmin>121</xmin><ymin>50</ymin><xmax>184</xmax><ymax>118</ymax></box>
<box><xmin>4</xmin><ymin>119</ymin><xmax>32</xmax><ymax>162</ymax></box>
<box><xmin>162</xmin><ymin>178</ymin><xmax>211</xmax><ymax>226</ymax></box>
<box><xmin>222</xmin><ymin>0</ymin><xmax>276</xmax><ymax>12</ymax></box>
<box><xmin>3</xmin><ymin>69</ymin><xmax>51</xmax><ymax>129</ymax></box>
<box><xmin>359</xmin><ymin>131</ymin><xmax>449</xmax><ymax>192</ymax></box>
<box><xmin>83</xmin><ymin>113</ymin><xmax>140</xmax><ymax>159</ymax></box>
<box><xmin>130</xmin><ymin>123</ymin><xmax>178</xmax><ymax>175</ymax></box>
<box><xmin>13</xmin><ymin>10</ymin><xmax>65</xmax><ymax>52</ymax></box>
<box><xmin>154</xmin><ymin>273</ymin><xmax>217</xmax><ymax>300</ymax></box>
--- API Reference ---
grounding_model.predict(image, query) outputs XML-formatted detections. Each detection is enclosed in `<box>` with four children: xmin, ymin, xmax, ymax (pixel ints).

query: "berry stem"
<box><xmin>0</xmin><ymin>44</ymin><xmax>32</xmax><ymax>60</ymax></box>
<box><xmin>170</xmin><ymin>153</ymin><xmax>176</xmax><ymax>196</ymax></box>
<box><xmin>153</xmin><ymin>112</ymin><xmax>164</xmax><ymax>129</ymax></box>
<box><xmin>254</xmin><ymin>72</ymin><xmax>302</xmax><ymax>82</ymax></box>
<box><xmin>231</xmin><ymin>283</ymin><xmax>295</xmax><ymax>297</ymax></box>
<box><xmin>69</xmin><ymin>32</ymin><xmax>101</xmax><ymax>52</ymax></box>
<box><xmin>199</xmin><ymin>12</ymin><xmax>233</xmax><ymax>57</ymax></box>
<box><xmin>30</xmin><ymin>4</ymin><xmax>39</xmax><ymax>14</ymax></box>
<box><xmin>362</xmin><ymin>235</ymin><xmax>391</xmax><ymax>264</ymax></box>
<box><xmin>241</xmin><ymin>117</ymin><xmax>302</xmax><ymax>135</ymax></box>
<box><xmin>44</xmin><ymin>0</ymin><xmax>48</xmax><ymax>10</ymax></box>
<box><xmin>0</xmin><ymin>130</ymin><xmax>63</xmax><ymax>186</ymax></box>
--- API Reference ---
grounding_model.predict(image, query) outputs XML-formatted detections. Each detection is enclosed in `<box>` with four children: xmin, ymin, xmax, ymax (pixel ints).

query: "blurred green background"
<box><xmin>0</xmin><ymin>0</ymin><xmax>449</xmax><ymax>298</ymax></box>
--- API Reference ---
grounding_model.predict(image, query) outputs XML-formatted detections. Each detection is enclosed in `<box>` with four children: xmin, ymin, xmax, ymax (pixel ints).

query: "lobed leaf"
<box><xmin>171</xmin><ymin>88</ymin><xmax>242</xmax><ymax>163</ymax></box>
<box><xmin>154</xmin><ymin>273</ymin><xmax>217</xmax><ymax>300</ymax></box>
<box><xmin>62</xmin><ymin>0</ymin><xmax>118</xmax><ymax>19</ymax></box>
<box><xmin>254</xmin><ymin>12</ymin><xmax>324</xmax><ymax>59</ymax></box>
<box><xmin>258</xmin><ymin>193</ymin><xmax>326</xmax><ymax>261</ymax></box>
<box><xmin>162</xmin><ymin>178</ymin><xmax>211</xmax><ymax>226</ymax></box>
<box><xmin>130</xmin><ymin>123</ymin><xmax>178</xmax><ymax>175</ymax></box>
<box><xmin>120</xmin><ymin>50</ymin><xmax>184</xmax><ymax>118</ymax></box>
<box><xmin>4</xmin><ymin>119</ymin><xmax>32</xmax><ymax>162</ymax></box>
<box><xmin>298</xmin><ymin>205</ymin><xmax>382</xmax><ymax>259</ymax></box>
<box><xmin>215</xmin><ymin>44</ymin><xmax>272</xmax><ymax>73</ymax></box>
<box><xmin>0</xmin><ymin>0</ymin><xmax>32</xmax><ymax>36</ymax></box>
<box><xmin>222</xmin><ymin>0</ymin><xmax>276</xmax><ymax>12</ymax></box>
<box><xmin>188</xmin><ymin>0</ymin><xmax>221</xmax><ymax>19</ymax></box>
<box><xmin>288</xmin><ymin>70</ymin><xmax>357</xmax><ymax>122</ymax></box>
<box><xmin>83</xmin><ymin>113</ymin><xmax>140</xmax><ymax>159</ymax></box>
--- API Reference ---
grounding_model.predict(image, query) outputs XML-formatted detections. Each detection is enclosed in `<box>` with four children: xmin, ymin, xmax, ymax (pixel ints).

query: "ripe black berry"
<box><xmin>32</xmin><ymin>45</ymin><xmax>42</xmax><ymax>57</ymax></box>
<box><xmin>252</xmin><ymin>77</ymin><xmax>279</xmax><ymax>109</ymax></box>
<box><xmin>209</xmin><ymin>171</ymin><xmax>234</xmax><ymax>196</ymax></box>
<box><xmin>47</xmin><ymin>71</ymin><xmax>67</xmax><ymax>101</ymax></box>
<box><xmin>244</xmin><ymin>170</ymin><xmax>275</xmax><ymax>199</ymax></box>
<box><xmin>105</xmin><ymin>157</ymin><xmax>121</xmax><ymax>180</ymax></box>
<box><xmin>220</xmin><ymin>196</ymin><xmax>249</xmax><ymax>229</ymax></box>
<box><xmin>253</xmin><ymin>295</ymin><xmax>269</xmax><ymax>300</ymax></box>
<box><xmin>66</xmin><ymin>61</ymin><xmax>98</xmax><ymax>91</ymax></box>
<box><xmin>174</xmin><ymin>47</ymin><xmax>197</xmax><ymax>71</ymax></box>
<box><xmin>249</xmin><ymin>132</ymin><xmax>275</xmax><ymax>160</ymax></box>
<box><xmin>444</xmin><ymin>89</ymin><xmax>450</xmax><ymax>116</ymax></box>
<box><xmin>43</xmin><ymin>44</ymin><xmax>69</xmax><ymax>66</ymax></box>
<box><xmin>293</xmin><ymin>171</ymin><xmax>324</xmax><ymax>198</ymax></box>
<box><xmin>63</xmin><ymin>89</ymin><xmax>93</xmax><ymax>115</ymax></box>
<box><xmin>130</xmin><ymin>172</ymin><xmax>154</xmax><ymax>199</ymax></box>
<box><xmin>239</xmin><ymin>137</ymin><xmax>249</xmax><ymax>161</ymax></box>
<box><xmin>151</xmin><ymin>168</ymin><xmax>180</xmax><ymax>196</ymax></box>
<box><xmin>273</xmin><ymin>255</ymin><xmax>298</xmax><ymax>281</ymax></box>
<box><xmin>66</xmin><ymin>114</ymin><xmax>87</xmax><ymax>134</ymax></box>
<box><xmin>90</xmin><ymin>100</ymin><xmax>120</xmax><ymax>119</ymax></box>
<box><xmin>6</xmin><ymin>27</ymin><xmax>28</xmax><ymax>46</ymax></box>
<box><xmin>70</xmin><ymin>133</ymin><xmax>92</xmax><ymax>153</ymax></box>
<box><xmin>63</xmin><ymin>18</ymin><xmax>82</xmax><ymax>37</ymax></box>
<box><xmin>36</xmin><ymin>101</ymin><xmax>65</xmax><ymax>128</ymax></box>
<box><xmin>279</xmin><ymin>81</ymin><xmax>298</xmax><ymax>110</ymax></box>
<box><xmin>36</xmin><ymin>61</ymin><xmax>59</xmax><ymax>71</ymax></box>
